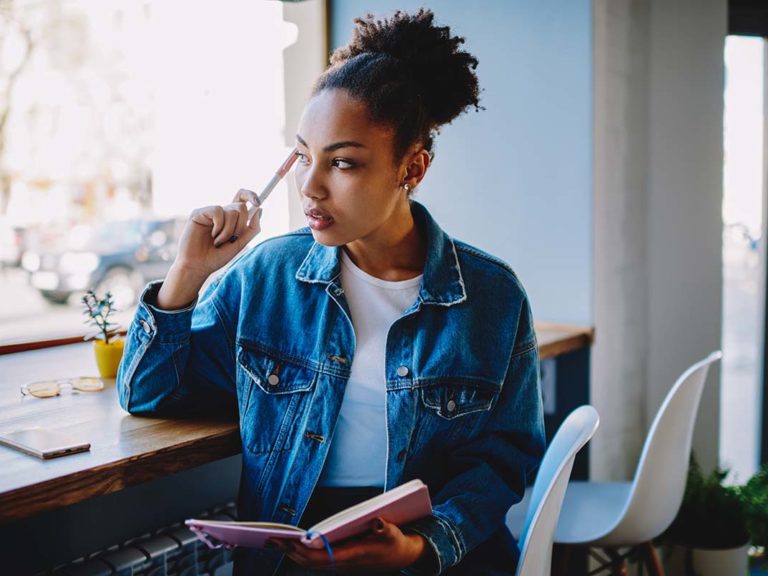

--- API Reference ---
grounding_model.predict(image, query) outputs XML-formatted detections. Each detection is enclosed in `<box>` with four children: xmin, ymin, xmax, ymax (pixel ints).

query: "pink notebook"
<box><xmin>186</xmin><ymin>479</ymin><xmax>431</xmax><ymax>550</ymax></box>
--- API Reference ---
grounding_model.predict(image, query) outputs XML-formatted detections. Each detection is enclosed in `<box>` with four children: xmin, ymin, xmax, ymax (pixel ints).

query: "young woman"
<box><xmin>117</xmin><ymin>9</ymin><xmax>544</xmax><ymax>575</ymax></box>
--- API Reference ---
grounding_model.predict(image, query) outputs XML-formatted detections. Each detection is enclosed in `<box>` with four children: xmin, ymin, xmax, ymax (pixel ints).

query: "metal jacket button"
<box><xmin>396</xmin><ymin>366</ymin><xmax>409</xmax><ymax>377</ymax></box>
<box><xmin>446</xmin><ymin>400</ymin><xmax>457</xmax><ymax>412</ymax></box>
<box><xmin>140</xmin><ymin>320</ymin><xmax>151</xmax><ymax>334</ymax></box>
<box><xmin>268</xmin><ymin>374</ymin><xmax>280</xmax><ymax>386</ymax></box>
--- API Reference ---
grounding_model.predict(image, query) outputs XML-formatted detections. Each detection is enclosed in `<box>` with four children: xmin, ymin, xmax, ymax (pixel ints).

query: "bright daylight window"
<box><xmin>0</xmin><ymin>0</ymin><xmax>306</xmax><ymax>345</ymax></box>
<box><xmin>720</xmin><ymin>35</ymin><xmax>765</xmax><ymax>483</ymax></box>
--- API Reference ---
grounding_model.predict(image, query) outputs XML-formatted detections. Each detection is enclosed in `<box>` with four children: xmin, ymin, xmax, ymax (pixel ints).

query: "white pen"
<box><xmin>240</xmin><ymin>147</ymin><xmax>300</xmax><ymax>207</ymax></box>
<box><xmin>220</xmin><ymin>148</ymin><xmax>301</xmax><ymax>247</ymax></box>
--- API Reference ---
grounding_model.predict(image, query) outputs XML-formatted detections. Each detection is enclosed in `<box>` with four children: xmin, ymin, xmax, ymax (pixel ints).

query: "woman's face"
<box><xmin>294</xmin><ymin>89</ymin><xmax>410</xmax><ymax>247</ymax></box>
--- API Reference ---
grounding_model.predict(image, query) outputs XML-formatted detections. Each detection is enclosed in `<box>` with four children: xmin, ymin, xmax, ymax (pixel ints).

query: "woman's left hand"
<box><xmin>270</xmin><ymin>517</ymin><xmax>431</xmax><ymax>573</ymax></box>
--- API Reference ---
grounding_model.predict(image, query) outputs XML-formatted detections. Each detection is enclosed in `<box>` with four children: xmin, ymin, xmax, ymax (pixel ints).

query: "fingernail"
<box><xmin>214</xmin><ymin>243</ymin><xmax>222</xmax><ymax>249</ymax></box>
<box><xmin>228</xmin><ymin>235</ymin><xmax>239</xmax><ymax>243</ymax></box>
<box><xmin>374</xmin><ymin>519</ymin><xmax>384</xmax><ymax>531</ymax></box>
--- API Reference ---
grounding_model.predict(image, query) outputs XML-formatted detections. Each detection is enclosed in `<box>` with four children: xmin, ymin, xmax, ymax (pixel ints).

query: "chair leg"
<box><xmin>582</xmin><ymin>547</ymin><xmax>628</xmax><ymax>576</ymax></box>
<box><xmin>551</xmin><ymin>543</ymin><xmax>571</xmax><ymax>576</ymax></box>
<box><xmin>639</xmin><ymin>542</ymin><xmax>665</xmax><ymax>576</ymax></box>
<box><xmin>605</xmin><ymin>549</ymin><xmax>629</xmax><ymax>576</ymax></box>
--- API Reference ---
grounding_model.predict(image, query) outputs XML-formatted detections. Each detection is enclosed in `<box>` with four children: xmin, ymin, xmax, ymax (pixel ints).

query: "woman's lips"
<box><xmin>305</xmin><ymin>208</ymin><xmax>335</xmax><ymax>231</ymax></box>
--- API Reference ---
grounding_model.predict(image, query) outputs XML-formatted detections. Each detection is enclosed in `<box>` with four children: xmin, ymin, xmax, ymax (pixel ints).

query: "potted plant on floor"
<box><xmin>658</xmin><ymin>454</ymin><xmax>750</xmax><ymax>576</ymax></box>
<box><xmin>740</xmin><ymin>463</ymin><xmax>768</xmax><ymax>573</ymax></box>
<box><xmin>82</xmin><ymin>289</ymin><xmax>124</xmax><ymax>378</ymax></box>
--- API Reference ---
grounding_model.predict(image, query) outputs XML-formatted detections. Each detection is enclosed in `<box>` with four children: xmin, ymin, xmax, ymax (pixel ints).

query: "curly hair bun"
<box><xmin>330</xmin><ymin>8</ymin><xmax>481</xmax><ymax>129</ymax></box>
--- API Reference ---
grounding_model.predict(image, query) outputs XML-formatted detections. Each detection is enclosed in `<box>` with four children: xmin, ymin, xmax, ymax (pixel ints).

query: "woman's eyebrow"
<box><xmin>296</xmin><ymin>134</ymin><xmax>367</xmax><ymax>152</ymax></box>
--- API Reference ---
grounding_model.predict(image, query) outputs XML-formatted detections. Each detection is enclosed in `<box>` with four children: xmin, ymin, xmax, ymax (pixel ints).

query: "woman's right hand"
<box><xmin>155</xmin><ymin>189</ymin><xmax>262</xmax><ymax>310</ymax></box>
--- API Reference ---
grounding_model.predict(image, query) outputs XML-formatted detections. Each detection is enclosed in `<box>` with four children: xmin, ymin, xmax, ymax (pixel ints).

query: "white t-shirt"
<box><xmin>317</xmin><ymin>250</ymin><xmax>422</xmax><ymax>487</ymax></box>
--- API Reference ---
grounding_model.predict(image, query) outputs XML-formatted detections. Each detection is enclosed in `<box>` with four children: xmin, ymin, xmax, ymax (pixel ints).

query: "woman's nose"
<box><xmin>298</xmin><ymin>166</ymin><xmax>327</xmax><ymax>200</ymax></box>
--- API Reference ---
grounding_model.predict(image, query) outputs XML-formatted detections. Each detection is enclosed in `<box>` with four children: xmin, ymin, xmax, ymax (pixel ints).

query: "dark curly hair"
<box><xmin>312</xmin><ymin>9</ymin><xmax>482</xmax><ymax>163</ymax></box>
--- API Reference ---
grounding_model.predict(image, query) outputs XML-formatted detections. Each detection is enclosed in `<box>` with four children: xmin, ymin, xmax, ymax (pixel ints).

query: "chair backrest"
<box><xmin>516</xmin><ymin>405</ymin><xmax>600</xmax><ymax>576</ymax></box>
<box><xmin>602</xmin><ymin>351</ymin><xmax>722</xmax><ymax>544</ymax></box>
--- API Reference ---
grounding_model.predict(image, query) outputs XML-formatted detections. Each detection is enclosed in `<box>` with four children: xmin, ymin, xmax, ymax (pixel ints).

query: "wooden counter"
<box><xmin>0</xmin><ymin>323</ymin><xmax>592</xmax><ymax>523</ymax></box>
<box><xmin>536</xmin><ymin>322</ymin><xmax>594</xmax><ymax>360</ymax></box>
<box><xmin>0</xmin><ymin>344</ymin><xmax>242</xmax><ymax>524</ymax></box>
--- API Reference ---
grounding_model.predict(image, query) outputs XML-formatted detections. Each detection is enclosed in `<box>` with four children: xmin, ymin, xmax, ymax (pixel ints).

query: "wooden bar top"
<box><xmin>536</xmin><ymin>322</ymin><xmax>595</xmax><ymax>360</ymax></box>
<box><xmin>0</xmin><ymin>323</ymin><xmax>592</xmax><ymax>523</ymax></box>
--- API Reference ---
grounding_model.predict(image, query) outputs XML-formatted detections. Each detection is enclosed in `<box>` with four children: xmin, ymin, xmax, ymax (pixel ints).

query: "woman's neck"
<box><xmin>343</xmin><ymin>203</ymin><xmax>426</xmax><ymax>281</ymax></box>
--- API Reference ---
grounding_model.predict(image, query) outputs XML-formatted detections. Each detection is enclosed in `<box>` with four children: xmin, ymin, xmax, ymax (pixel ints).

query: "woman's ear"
<box><xmin>401</xmin><ymin>148</ymin><xmax>431</xmax><ymax>190</ymax></box>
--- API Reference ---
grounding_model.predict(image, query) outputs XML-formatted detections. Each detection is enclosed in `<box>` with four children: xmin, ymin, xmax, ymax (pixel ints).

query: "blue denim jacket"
<box><xmin>117</xmin><ymin>201</ymin><xmax>545</xmax><ymax>575</ymax></box>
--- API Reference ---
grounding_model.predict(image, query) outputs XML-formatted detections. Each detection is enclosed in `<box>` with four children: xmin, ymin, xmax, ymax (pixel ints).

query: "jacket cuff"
<box><xmin>401</xmin><ymin>511</ymin><xmax>463</xmax><ymax>575</ymax></box>
<box><xmin>135</xmin><ymin>280</ymin><xmax>197</xmax><ymax>343</ymax></box>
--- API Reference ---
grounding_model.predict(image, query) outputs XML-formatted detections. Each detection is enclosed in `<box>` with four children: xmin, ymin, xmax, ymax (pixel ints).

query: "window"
<box><xmin>0</xmin><ymin>0</ymin><xmax>325</xmax><ymax>346</ymax></box>
<box><xmin>720</xmin><ymin>35</ymin><xmax>765</xmax><ymax>482</ymax></box>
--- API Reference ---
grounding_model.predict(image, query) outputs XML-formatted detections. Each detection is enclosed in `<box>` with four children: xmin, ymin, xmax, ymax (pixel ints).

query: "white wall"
<box><xmin>646</xmin><ymin>0</ymin><xmax>725</xmax><ymax>473</ymax></box>
<box><xmin>592</xmin><ymin>0</ymin><xmax>726</xmax><ymax>479</ymax></box>
<box><xmin>592</xmin><ymin>0</ymin><xmax>651</xmax><ymax>480</ymax></box>
<box><xmin>330</xmin><ymin>0</ymin><xmax>594</xmax><ymax>326</ymax></box>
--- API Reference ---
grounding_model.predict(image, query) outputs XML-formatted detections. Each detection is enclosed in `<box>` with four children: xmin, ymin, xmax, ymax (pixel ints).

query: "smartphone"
<box><xmin>0</xmin><ymin>427</ymin><xmax>90</xmax><ymax>459</ymax></box>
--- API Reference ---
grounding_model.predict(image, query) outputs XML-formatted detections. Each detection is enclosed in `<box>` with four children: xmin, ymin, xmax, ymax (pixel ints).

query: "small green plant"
<box><xmin>81</xmin><ymin>289</ymin><xmax>121</xmax><ymax>344</ymax></box>
<box><xmin>659</xmin><ymin>454</ymin><xmax>749</xmax><ymax>549</ymax></box>
<box><xmin>738</xmin><ymin>463</ymin><xmax>768</xmax><ymax>550</ymax></box>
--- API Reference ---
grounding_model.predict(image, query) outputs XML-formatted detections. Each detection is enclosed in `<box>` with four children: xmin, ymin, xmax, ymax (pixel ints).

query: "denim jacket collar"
<box><xmin>295</xmin><ymin>200</ymin><xmax>467</xmax><ymax>307</ymax></box>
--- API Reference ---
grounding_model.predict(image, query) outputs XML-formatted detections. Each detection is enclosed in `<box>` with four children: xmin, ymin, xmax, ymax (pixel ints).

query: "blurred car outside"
<box><xmin>0</xmin><ymin>217</ymin><xmax>28</xmax><ymax>269</ymax></box>
<box><xmin>21</xmin><ymin>217</ymin><xmax>184</xmax><ymax>310</ymax></box>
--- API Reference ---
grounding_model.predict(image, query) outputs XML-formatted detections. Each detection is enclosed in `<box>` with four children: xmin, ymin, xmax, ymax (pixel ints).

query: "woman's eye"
<box><xmin>296</xmin><ymin>152</ymin><xmax>310</xmax><ymax>165</ymax></box>
<box><xmin>332</xmin><ymin>158</ymin><xmax>355</xmax><ymax>170</ymax></box>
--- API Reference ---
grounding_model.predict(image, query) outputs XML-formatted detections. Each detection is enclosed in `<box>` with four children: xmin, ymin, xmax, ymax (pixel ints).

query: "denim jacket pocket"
<box><xmin>237</xmin><ymin>345</ymin><xmax>316</xmax><ymax>395</ymax></box>
<box><xmin>236</xmin><ymin>343</ymin><xmax>317</xmax><ymax>454</ymax></box>
<box><xmin>420</xmin><ymin>378</ymin><xmax>501</xmax><ymax>420</ymax></box>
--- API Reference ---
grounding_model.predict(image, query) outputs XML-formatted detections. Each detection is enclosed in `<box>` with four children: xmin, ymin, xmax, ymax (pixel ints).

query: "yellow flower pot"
<box><xmin>93</xmin><ymin>338</ymin><xmax>125</xmax><ymax>379</ymax></box>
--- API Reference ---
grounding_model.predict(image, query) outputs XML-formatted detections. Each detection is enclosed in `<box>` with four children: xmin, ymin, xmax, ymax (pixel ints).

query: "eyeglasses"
<box><xmin>20</xmin><ymin>377</ymin><xmax>105</xmax><ymax>398</ymax></box>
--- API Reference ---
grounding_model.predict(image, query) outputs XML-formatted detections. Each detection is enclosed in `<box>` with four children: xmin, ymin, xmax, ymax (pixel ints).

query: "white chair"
<box><xmin>507</xmin><ymin>351</ymin><xmax>722</xmax><ymax>576</ymax></box>
<box><xmin>515</xmin><ymin>405</ymin><xmax>600</xmax><ymax>576</ymax></box>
